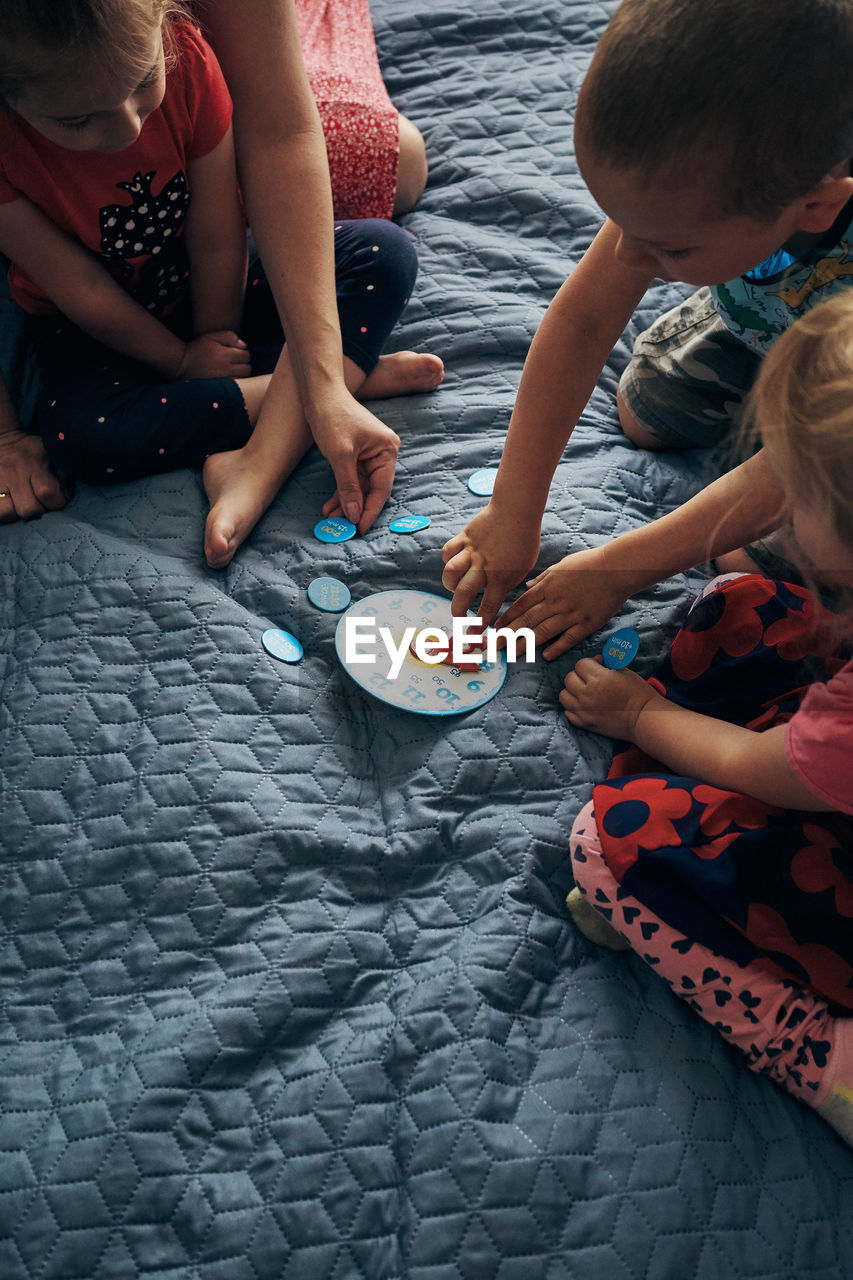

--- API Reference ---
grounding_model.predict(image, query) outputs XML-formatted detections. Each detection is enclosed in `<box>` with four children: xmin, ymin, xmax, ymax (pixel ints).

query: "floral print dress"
<box><xmin>592</xmin><ymin>575</ymin><xmax>853</xmax><ymax>1011</ymax></box>
<box><xmin>295</xmin><ymin>0</ymin><xmax>400</xmax><ymax>220</ymax></box>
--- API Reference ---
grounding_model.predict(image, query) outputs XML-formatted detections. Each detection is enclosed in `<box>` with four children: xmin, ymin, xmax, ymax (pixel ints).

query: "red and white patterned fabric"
<box><xmin>295</xmin><ymin>0</ymin><xmax>400</xmax><ymax>219</ymax></box>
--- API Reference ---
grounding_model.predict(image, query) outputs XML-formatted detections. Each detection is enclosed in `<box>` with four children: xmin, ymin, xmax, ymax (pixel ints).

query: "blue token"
<box><xmin>602</xmin><ymin>626</ymin><xmax>640</xmax><ymax>669</ymax></box>
<box><xmin>313</xmin><ymin>516</ymin><xmax>357</xmax><ymax>543</ymax></box>
<box><xmin>262</xmin><ymin>628</ymin><xmax>303</xmax><ymax>664</ymax></box>
<box><xmin>307</xmin><ymin>576</ymin><xmax>351</xmax><ymax>612</ymax></box>
<box><xmin>467</xmin><ymin>467</ymin><xmax>498</xmax><ymax>496</ymax></box>
<box><xmin>389</xmin><ymin>514</ymin><xmax>431</xmax><ymax>534</ymax></box>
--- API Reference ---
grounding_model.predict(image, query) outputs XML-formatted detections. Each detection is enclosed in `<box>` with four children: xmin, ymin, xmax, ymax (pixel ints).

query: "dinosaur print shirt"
<box><xmin>0</xmin><ymin>22</ymin><xmax>232</xmax><ymax>316</ymax></box>
<box><xmin>710</xmin><ymin>195</ymin><xmax>853</xmax><ymax>353</ymax></box>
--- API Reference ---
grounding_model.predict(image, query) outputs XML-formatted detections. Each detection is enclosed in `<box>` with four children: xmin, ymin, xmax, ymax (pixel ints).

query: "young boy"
<box><xmin>442</xmin><ymin>0</ymin><xmax>853</xmax><ymax>647</ymax></box>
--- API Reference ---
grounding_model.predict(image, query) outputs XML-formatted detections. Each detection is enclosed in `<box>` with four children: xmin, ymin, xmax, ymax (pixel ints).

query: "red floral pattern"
<box><xmin>593</xmin><ymin>575</ymin><xmax>853</xmax><ymax>1011</ymax></box>
<box><xmin>593</xmin><ymin>778</ymin><xmax>692</xmax><ymax>879</ymax></box>
<box><xmin>295</xmin><ymin>0</ymin><xmax>400</xmax><ymax>220</ymax></box>
<box><xmin>791</xmin><ymin>826</ymin><xmax>853</xmax><ymax>917</ymax></box>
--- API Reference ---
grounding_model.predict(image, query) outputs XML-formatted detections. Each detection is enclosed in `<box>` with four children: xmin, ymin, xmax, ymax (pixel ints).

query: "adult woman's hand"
<box><xmin>315</xmin><ymin>394</ymin><xmax>401</xmax><ymax>532</ymax></box>
<box><xmin>0</xmin><ymin>422</ymin><xmax>68</xmax><ymax>521</ymax></box>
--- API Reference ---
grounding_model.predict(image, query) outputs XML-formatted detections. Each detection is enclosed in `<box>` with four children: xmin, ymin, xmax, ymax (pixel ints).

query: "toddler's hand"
<box><xmin>497</xmin><ymin>547</ymin><xmax>633</xmax><ymax>660</ymax></box>
<box><xmin>178</xmin><ymin>332</ymin><xmax>252</xmax><ymax>380</ymax></box>
<box><xmin>559</xmin><ymin>657</ymin><xmax>658</xmax><ymax>740</ymax></box>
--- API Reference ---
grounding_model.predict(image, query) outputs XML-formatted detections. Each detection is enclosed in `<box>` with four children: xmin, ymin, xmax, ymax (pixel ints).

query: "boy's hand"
<box><xmin>559</xmin><ymin>657</ymin><xmax>658</xmax><ymax>739</ymax></box>
<box><xmin>177</xmin><ymin>331</ymin><xmax>252</xmax><ymax>380</ymax></box>
<box><xmin>441</xmin><ymin>504</ymin><xmax>540</xmax><ymax>626</ymax></box>
<box><xmin>496</xmin><ymin>546</ymin><xmax>635</xmax><ymax>660</ymax></box>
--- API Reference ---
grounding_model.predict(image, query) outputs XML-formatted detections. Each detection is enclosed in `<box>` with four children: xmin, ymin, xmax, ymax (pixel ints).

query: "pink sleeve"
<box><xmin>172</xmin><ymin>22</ymin><xmax>233</xmax><ymax>160</ymax></box>
<box><xmin>785</xmin><ymin>661</ymin><xmax>853</xmax><ymax>813</ymax></box>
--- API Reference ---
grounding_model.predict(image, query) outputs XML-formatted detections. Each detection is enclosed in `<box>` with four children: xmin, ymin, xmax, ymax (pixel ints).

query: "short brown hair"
<box><xmin>577</xmin><ymin>0</ymin><xmax>853</xmax><ymax>220</ymax></box>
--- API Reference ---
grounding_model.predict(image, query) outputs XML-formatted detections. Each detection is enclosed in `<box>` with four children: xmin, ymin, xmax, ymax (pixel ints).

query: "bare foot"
<box><xmin>202</xmin><ymin>445</ymin><xmax>284</xmax><ymax>569</ymax></box>
<box><xmin>358</xmin><ymin>351</ymin><xmax>444</xmax><ymax>401</ymax></box>
<box><xmin>566</xmin><ymin>888</ymin><xmax>630</xmax><ymax>951</ymax></box>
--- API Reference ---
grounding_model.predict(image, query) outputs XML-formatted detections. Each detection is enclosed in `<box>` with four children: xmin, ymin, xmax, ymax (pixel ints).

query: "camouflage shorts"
<box><xmin>619</xmin><ymin>286</ymin><xmax>762</xmax><ymax>448</ymax></box>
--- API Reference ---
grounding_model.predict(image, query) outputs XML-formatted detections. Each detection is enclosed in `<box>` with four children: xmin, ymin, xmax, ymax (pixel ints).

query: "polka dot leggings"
<box><xmin>31</xmin><ymin>219</ymin><xmax>417</xmax><ymax>485</ymax></box>
<box><xmin>570</xmin><ymin>800</ymin><xmax>853</xmax><ymax>1118</ymax></box>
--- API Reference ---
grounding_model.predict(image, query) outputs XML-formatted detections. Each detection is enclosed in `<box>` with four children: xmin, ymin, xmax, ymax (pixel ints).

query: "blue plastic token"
<box><xmin>467</xmin><ymin>467</ymin><xmax>498</xmax><ymax>496</ymax></box>
<box><xmin>313</xmin><ymin>517</ymin><xmax>357</xmax><ymax>543</ymax></box>
<box><xmin>262</xmin><ymin>628</ymin><xmax>304</xmax><ymax>664</ymax></box>
<box><xmin>389</xmin><ymin>514</ymin><xmax>431</xmax><ymax>534</ymax></box>
<box><xmin>602</xmin><ymin>626</ymin><xmax>639</xmax><ymax>669</ymax></box>
<box><xmin>307</xmin><ymin>576</ymin><xmax>351</xmax><ymax>612</ymax></box>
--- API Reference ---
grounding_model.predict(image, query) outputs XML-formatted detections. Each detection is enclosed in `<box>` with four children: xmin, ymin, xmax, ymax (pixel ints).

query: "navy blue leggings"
<box><xmin>31</xmin><ymin>219</ymin><xmax>417</xmax><ymax>484</ymax></box>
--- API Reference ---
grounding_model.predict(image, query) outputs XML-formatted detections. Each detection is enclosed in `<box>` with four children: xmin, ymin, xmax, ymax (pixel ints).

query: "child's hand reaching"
<box><xmin>559</xmin><ymin>657</ymin><xmax>659</xmax><ymax>740</ymax></box>
<box><xmin>178</xmin><ymin>331</ymin><xmax>252</xmax><ymax>380</ymax></box>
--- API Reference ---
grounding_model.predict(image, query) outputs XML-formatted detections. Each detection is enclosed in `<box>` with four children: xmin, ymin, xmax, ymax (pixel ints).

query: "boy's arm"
<box><xmin>442</xmin><ymin>218</ymin><xmax>654</xmax><ymax>623</ymax></box>
<box><xmin>561</xmin><ymin>661</ymin><xmax>833</xmax><ymax>811</ymax></box>
<box><xmin>185</xmin><ymin>125</ymin><xmax>248</xmax><ymax>336</ymax></box>
<box><xmin>499</xmin><ymin>449</ymin><xmax>786</xmax><ymax>658</ymax></box>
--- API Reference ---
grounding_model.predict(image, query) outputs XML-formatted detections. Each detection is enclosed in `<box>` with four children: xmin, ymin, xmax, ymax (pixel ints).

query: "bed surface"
<box><xmin>2</xmin><ymin>2</ymin><xmax>852</xmax><ymax>1276</ymax></box>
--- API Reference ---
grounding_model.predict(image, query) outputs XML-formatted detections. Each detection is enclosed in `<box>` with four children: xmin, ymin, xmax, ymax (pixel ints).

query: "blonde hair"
<box><xmin>0</xmin><ymin>0</ymin><xmax>189</xmax><ymax>100</ymax></box>
<box><xmin>747</xmin><ymin>292</ymin><xmax>853</xmax><ymax>566</ymax></box>
<box><xmin>578</xmin><ymin>0</ymin><xmax>853</xmax><ymax>220</ymax></box>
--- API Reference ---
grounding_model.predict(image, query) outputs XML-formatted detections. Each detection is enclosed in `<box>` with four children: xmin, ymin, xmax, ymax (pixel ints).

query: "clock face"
<box><xmin>335</xmin><ymin>591</ymin><xmax>507</xmax><ymax>716</ymax></box>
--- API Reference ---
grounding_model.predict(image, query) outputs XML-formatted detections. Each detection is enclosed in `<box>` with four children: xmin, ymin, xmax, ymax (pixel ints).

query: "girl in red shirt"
<box><xmin>0</xmin><ymin>0</ymin><xmax>436</xmax><ymax>563</ymax></box>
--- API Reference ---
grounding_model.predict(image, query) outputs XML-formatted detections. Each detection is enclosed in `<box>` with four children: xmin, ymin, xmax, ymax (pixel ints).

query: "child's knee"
<box><xmin>365</xmin><ymin>218</ymin><xmax>418</xmax><ymax>305</ymax></box>
<box><xmin>393</xmin><ymin>115</ymin><xmax>428</xmax><ymax>216</ymax></box>
<box><xmin>616</xmin><ymin>385</ymin><xmax>667</xmax><ymax>451</ymax></box>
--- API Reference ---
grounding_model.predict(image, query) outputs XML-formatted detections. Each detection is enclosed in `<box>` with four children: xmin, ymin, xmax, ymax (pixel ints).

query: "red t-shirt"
<box><xmin>0</xmin><ymin>21</ymin><xmax>232</xmax><ymax>315</ymax></box>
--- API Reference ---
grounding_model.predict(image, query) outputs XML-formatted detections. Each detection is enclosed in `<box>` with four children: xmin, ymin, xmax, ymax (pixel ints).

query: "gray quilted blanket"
<box><xmin>2</xmin><ymin>1</ymin><xmax>852</xmax><ymax>1276</ymax></box>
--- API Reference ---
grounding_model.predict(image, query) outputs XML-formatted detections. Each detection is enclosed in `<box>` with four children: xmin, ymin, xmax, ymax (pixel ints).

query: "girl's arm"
<box><xmin>0</xmin><ymin>198</ymin><xmax>249</xmax><ymax>380</ymax></box>
<box><xmin>199</xmin><ymin>0</ymin><xmax>403</xmax><ymax>529</ymax></box>
<box><xmin>0</xmin><ymin>197</ymin><xmax>187</xmax><ymax>374</ymax></box>
<box><xmin>560</xmin><ymin>660</ymin><xmax>834</xmax><ymax>811</ymax></box>
<box><xmin>498</xmin><ymin>448</ymin><xmax>787</xmax><ymax>659</ymax></box>
<box><xmin>442</xmin><ymin>218</ymin><xmax>655</xmax><ymax>624</ymax></box>
<box><xmin>185</xmin><ymin>125</ymin><xmax>248</xmax><ymax>336</ymax></box>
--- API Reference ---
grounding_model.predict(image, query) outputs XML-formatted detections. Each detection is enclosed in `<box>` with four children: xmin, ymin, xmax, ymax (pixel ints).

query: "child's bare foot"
<box><xmin>202</xmin><ymin>444</ymin><xmax>284</xmax><ymax>569</ymax></box>
<box><xmin>566</xmin><ymin>887</ymin><xmax>630</xmax><ymax>950</ymax></box>
<box><xmin>358</xmin><ymin>351</ymin><xmax>444</xmax><ymax>400</ymax></box>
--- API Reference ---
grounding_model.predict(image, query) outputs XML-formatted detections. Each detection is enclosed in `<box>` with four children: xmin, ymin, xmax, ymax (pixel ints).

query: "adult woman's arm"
<box><xmin>199</xmin><ymin>0</ymin><xmax>402</xmax><ymax>528</ymax></box>
<box><xmin>0</xmin><ymin>373</ymin><xmax>67</xmax><ymax>520</ymax></box>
